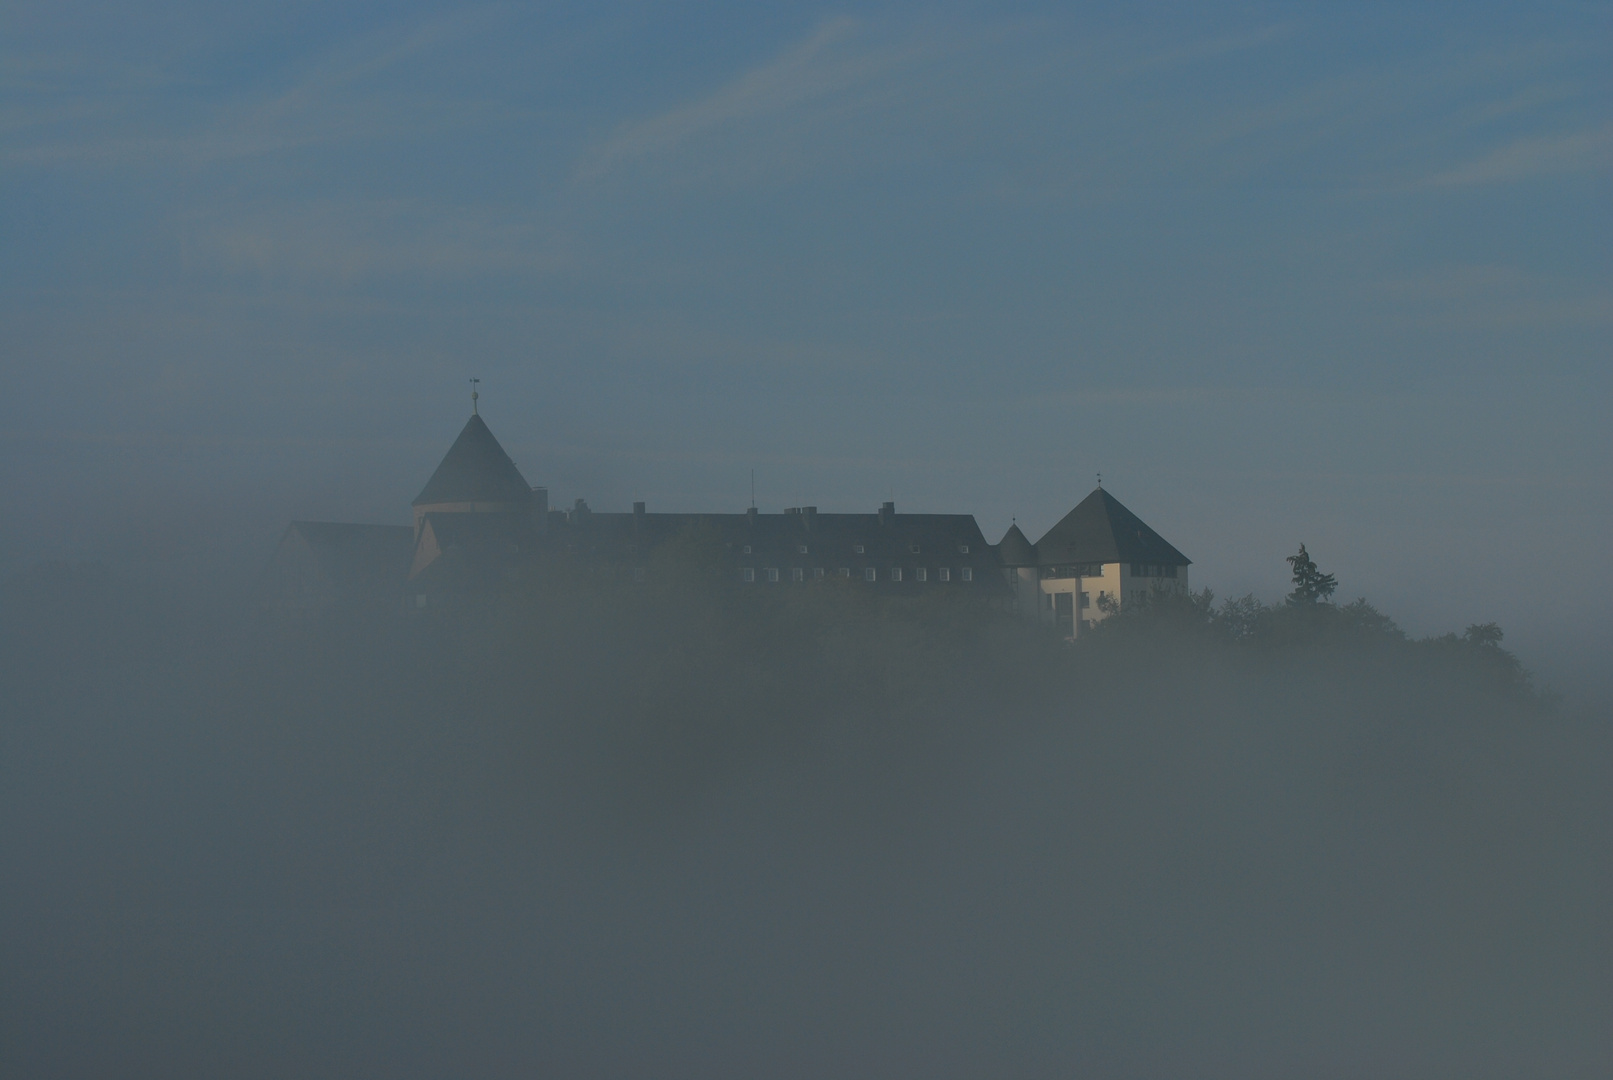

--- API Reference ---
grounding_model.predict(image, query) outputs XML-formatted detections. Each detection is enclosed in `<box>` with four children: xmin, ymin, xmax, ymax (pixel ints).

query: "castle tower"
<box><xmin>411</xmin><ymin>413</ymin><xmax>537</xmax><ymax>534</ymax></box>
<box><xmin>995</xmin><ymin>522</ymin><xmax>1041</xmax><ymax>616</ymax></box>
<box><xmin>1030</xmin><ymin>488</ymin><xmax>1191</xmax><ymax>637</ymax></box>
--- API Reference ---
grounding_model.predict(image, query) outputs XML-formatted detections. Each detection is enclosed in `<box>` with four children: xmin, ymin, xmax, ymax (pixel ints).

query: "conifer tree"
<box><xmin>1286</xmin><ymin>544</ymin><xmax>1338</xmax><ymax>606</ymax></box>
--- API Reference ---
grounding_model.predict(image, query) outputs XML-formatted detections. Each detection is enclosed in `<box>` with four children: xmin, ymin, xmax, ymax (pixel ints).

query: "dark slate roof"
<box><xmin>1033</xmin><ymin>488</ymin><xmax>1190</xmax><ymax>566</ymax></box>
<box><xmin>551</xmin><ymin>505</ymin><xmax>1004</xmax><ymax>584</ymax></box>
<box><xmin>412</xmin><ymin>414</ymin><xmax>533</xmax><ymax>507</ymax></box>
<box><xmin>995</xmin><ymin>523</ymin><xmax>1037</xmax><ymax>567</ymax></box>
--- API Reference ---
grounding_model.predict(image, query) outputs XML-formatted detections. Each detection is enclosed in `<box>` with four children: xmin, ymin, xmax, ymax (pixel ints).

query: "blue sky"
<box><xmin>3</xmin><ymin>2</ymin><xmax>1609</xmax><ymax>687</ymax></box>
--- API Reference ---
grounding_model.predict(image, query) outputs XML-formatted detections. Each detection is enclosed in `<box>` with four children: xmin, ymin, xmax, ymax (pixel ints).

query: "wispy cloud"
<box><xmin>573</xmin><ymin>17</ymin><xmax>945</xmax><ymax>182</ymax></box>
<box><xmin>1418</xmin><ymin>124</ymin><xmax>1612</xmax><ymax>187</ymax></box>
<box><xmin>1373</xmin><ymin>263</ymin><xmax>1613</xmax><ymax>327</ymax></box>
<box><xmin>1182</xmin><ymin>36</ymin><xmax>1602</xmax><ymax>190</ymax></box>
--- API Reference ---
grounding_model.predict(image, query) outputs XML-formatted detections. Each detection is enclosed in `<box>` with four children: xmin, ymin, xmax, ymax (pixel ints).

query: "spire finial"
<box><xmin>1096</xmin><ymin>472</ymin><xmax>1102</xmax><ymax>488</ymax></box>
<box><xmin>469</xmin><ymin>377</ymin><xmax>480</xmax><ymax>415</ymax></box>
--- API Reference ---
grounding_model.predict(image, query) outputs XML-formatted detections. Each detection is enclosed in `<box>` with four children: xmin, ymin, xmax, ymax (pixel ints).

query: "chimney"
<box><xmin>746</xmin><ymin>506</ymin><xmax>758</xmax><ymax>523</ymax></box>
<box><xmin>802</xmin><ymin>506</ymin><xmax>817</xmax><ymax>531</ymax></box>
<box><xmin>878</xmin><ymin>500</ymin><xmax>895</xmax><ymax>527</ymax></box>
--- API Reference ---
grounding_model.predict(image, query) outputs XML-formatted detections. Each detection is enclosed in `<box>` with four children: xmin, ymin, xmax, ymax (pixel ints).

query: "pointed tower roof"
<box><xmin>1034</xmin><ymin>488</ymin><xmax>1190</xmax><ymax>566</ymax></box>
<box><xmin>412</xmin><ymin>414</ymin><xmax>533</xmax><ymax>507</ymax></box>
<box><xmin>996</xmin><ymin>523</ymin><xmax>1038</xmax><ymax>567</ymax></box>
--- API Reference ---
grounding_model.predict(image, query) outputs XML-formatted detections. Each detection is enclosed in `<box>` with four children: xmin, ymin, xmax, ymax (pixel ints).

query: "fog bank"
<box><xmin>2</xmin><ymin>556</ymin><xmax>1607</xmax><ymax>1078</ymax></box>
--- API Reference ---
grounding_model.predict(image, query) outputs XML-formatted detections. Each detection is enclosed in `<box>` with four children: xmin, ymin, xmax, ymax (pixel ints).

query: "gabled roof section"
<box><xmin>412</xmin><ymin>414</ymin><xmax>533</xmax><ymax>507</ymax></box>
<box><xmin>1033</xmin><ymin>488</ymin><xmax>1190</xmax><ymax>566</ymax></box>
<box><xmin>995</xmin><ymin>523</ymin><xmax>1038</xmax><ymax>567</ymax></box>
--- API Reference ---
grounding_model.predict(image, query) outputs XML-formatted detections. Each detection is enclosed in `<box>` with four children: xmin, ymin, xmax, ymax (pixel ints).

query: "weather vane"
<box><xmin>469</xmin><ymin>377</ymin><xmax>480</xmax><ymax>415</ymax></box>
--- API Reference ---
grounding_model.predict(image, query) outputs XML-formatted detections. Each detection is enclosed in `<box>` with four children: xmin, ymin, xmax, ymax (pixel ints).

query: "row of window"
<box><xmin>742</xmin><ymin>567</ymin><xmax>974</xmax><ymax>583</ymax></box>
<box><xmin>1041</xmin><ymin>563</ymin><xmax>1107</xmax><ymax>579</ymax></box>
<box><xmin>741</xmin><ymin>543</ymin><xmax>971</xmax><ymax>556</ymax></box>
<box><xmin>1042</xmin><ymin>564</ymin><xmax>1182</xmax><ymax>580</ymax></box>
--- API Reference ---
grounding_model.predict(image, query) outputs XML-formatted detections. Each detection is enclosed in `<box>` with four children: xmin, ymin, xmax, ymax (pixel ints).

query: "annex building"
<box><xmin>263</xmin><ymin>411</ymin><xmax>1191</xmax><ymax>637</ymax></box>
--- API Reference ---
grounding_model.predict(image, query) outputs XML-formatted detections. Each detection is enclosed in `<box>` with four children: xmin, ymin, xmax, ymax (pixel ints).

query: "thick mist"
<box><xmin>2</xmin><ymin>534</ymin><xmax>1607</xmax><ymax>1080</ymax></box>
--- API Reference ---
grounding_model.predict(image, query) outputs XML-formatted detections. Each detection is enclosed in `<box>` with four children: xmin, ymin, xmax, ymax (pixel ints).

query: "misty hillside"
<box><xmin>2</xmin><ymin>554</ymin><xmax>1606</xmax><ymax>1079</ymax></box>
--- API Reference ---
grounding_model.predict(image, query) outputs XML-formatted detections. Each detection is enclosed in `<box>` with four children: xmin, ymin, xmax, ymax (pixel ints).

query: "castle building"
<box><xmin>1006</xmin><ymin>487</ymin><xmax>1192</xmax><ymax>636</ymax></box>
<box><xmin>263</xmin><ymin>411</ymin><xmax>1189</xmax><ymax>632</ymax></box>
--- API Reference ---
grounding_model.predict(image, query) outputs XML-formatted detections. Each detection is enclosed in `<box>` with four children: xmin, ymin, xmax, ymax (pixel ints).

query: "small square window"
<box><xmin>743</xmin><ymin>544</ymin><xmax>752</xmax><ymax>554</ymax></box>
<box><xmin>961</xmin><ymin>567</ymin><xmax>973</xmax><ymax>582</ymax></box>
<box><xmin>959</xmin><ymin>544</ymin><xmax>970</xmax><ymax>554</ymax></box>
<box><xmin>939</xmin><ymin>568</ymin><xmax>950</xmax><ymax>582</ymax></box>
<box><xmin>814</xmin><ymin>568</ymin><xmax>825</xmax><ymax>579</ymax></box>
<box><xmin>891</xmin><ymin>567</ymin><xmax>903</xmax><ymax>582</ymax></box>
<box><xmin>839</xmin><ymin>567</ymin><xmax>851</xmax><ymax>577</ymax></box>
<box><xmin>915</xmin><ymin>567</ymin><xmax>927</xmax><ymax>582</ymax></box>
<box><xmin>863</xmin><ymin>567</ymin><xmax>876</xmax><ymax>582</ymax></box>
<box><xmin>909</xmin><ymin>543</ymin><xmax>920</xmax><ymax>554</ymax></box>
<box><xmin>743</xmin><ymin>568</ymin><xmax>755</xmax><ymax>583</ymax></box>
<box><xmin>766</xmin><ymin>568</ymin><xmax>779</xmax><ymax>583</ymax></box>
<box><xmin>853</xmin><ymin>544</ymin><xmax>865</xmax><ymax>554</ymax></box>
<box><xmin>791</xmin><ymin>567</ymin><xmax>804</xmax><ymax>582</ymax></box>
<box><xmin>797</xmin><ymin>545</ymin><xmax>808</xmax><ymax>554</ymax></box>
